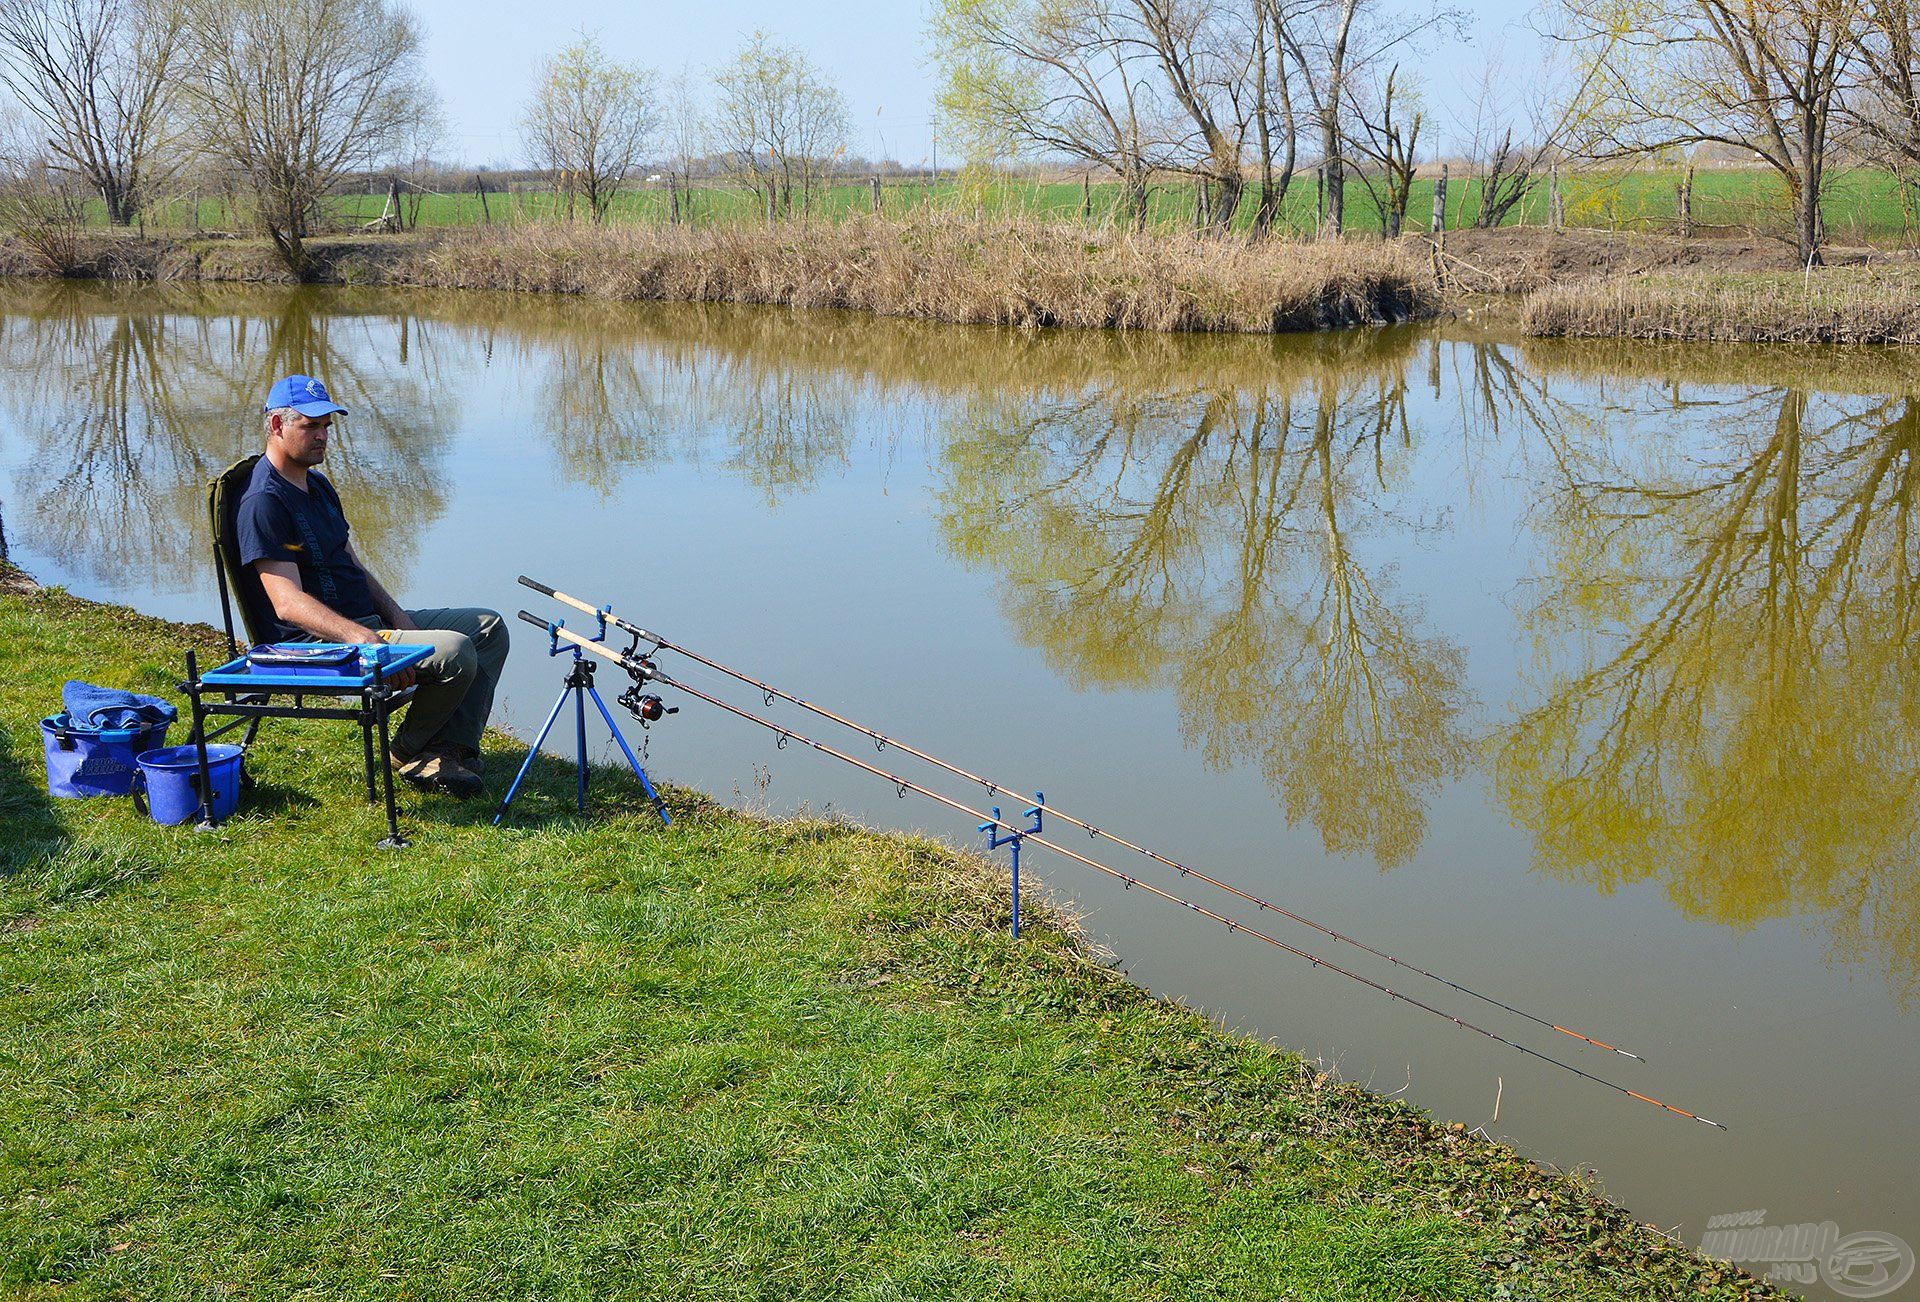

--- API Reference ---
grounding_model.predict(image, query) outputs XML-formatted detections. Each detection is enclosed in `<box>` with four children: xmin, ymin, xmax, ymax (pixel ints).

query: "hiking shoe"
<box><xmin>395</xmin><ymin>749</ymin><xmax>483</xmax><ymax>798</ymax></box>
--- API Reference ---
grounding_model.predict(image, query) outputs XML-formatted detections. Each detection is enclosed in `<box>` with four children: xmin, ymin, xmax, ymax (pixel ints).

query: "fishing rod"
<box><xmin>514</xmin><ymin>608</ymin><xmax>1725</xmax><ymax>1130</ymax></box>
<box><xmin>517</xmin><ymin>575</ymin><xmax>1642</xmax><ymax>1064</ymax></box>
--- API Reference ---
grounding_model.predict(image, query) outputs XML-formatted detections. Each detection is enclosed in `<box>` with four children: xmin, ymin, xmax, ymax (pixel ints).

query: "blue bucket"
<box><xmin>136</xmin><ymin>744</ymin><xmax>245</xmax><ymax>826</ymax></box>
<box><xmin>41</xmin><ymin>714</ymin><xmax>171</xmax><ymax>798</ymax></box>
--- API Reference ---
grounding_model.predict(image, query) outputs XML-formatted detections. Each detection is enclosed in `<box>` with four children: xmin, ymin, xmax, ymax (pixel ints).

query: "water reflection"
<box><xmin>933</xmin><ymin>331</ymin><xmax>1473</xmax><ymax>868</ymax></box>
<box><xmin>1496</xmin><ymin>370</ymin><xmax>1920</xmax><ymax>1003</ymax></box>
<box><xmin>0</xmin><ymin>283</ymin><xmax>456</xmax><ymax>592</ymax></box>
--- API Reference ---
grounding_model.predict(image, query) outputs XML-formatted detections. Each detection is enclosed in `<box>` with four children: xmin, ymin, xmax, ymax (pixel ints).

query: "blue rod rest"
<box><xmin>980</xmin><ymin>792</ymin><xmax>1043</xmax><ymax>937</ymax></box>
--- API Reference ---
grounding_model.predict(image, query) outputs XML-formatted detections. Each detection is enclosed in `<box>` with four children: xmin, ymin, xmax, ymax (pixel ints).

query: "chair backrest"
<box><xmin>208</xmin><ymin>454</ymin><xmax>274</xmax><ymax>656</ymax></box>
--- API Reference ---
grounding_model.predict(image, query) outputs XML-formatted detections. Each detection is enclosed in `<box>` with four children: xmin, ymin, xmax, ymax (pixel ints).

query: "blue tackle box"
<box><xmin>199</xmin><ymin>642</ymin><xmax>433</xmax><ymax>691</ymax></box>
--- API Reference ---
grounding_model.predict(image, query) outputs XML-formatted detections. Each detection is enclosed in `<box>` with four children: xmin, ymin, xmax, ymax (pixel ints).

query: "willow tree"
<box><xmin>932</xmin><ymin>0</ymin><xmax>1173</xmax><ymax>228</ymax></box>
<box><xmin>711</xmin><ymin>31</ymin><xmax>849</xmax><ymax>219</ymax></box>
<box><xmin>1558</xmin><ymin>0</ymin><xmax>1864</xmax><ymax>264</ymax></box>
<box><xmin>522</xmin><ymin>36</ymin><xmax>657</xmax><ymax>223</ymax></box>
<box><xmin>177</xmin><ymin>0</ymin><xmax>435</xmax><ymax>275</ymax></box>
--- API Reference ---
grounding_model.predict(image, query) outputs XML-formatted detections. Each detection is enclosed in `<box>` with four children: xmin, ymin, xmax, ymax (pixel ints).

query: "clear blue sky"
<box><xmin>410</xmin><ymin>0</ymin><xmax>1543</xmax><ymax>168</ymax></box>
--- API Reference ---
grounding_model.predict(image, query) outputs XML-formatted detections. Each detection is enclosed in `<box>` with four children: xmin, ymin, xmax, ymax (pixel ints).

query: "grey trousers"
<box><xmin>351</xmin><ymin>607</ymin><xmax>509</xmax><ymax>759</ymax></box>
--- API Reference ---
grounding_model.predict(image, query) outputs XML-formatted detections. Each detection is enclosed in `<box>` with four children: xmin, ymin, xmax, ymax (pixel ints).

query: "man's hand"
<box><xmin>371</xmin><ymin>629</ymin><xmax>417</xmax><ymax>691</ymax></box>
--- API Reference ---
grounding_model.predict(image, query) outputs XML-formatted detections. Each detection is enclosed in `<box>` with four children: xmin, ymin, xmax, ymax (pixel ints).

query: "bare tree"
<box><xmin>177</xmin><ymin>0</ymin><xmax>435</xmax><ymax>275</ymax></box>
<box><xmin>1281</xmin><ymin>0</ymin><xmax>1457</xmax><ymax>236</ymax></box>
<box><xmin>1850</xmin><ymin>0</ymin><xmax>1920</xmax><ymax>213</ymax></box>
<box><xmin>1453</xmin><ymin>43</ymin><xmax>1592</xmax><ymax>230</ymax></box>
<box><xmin>711</xmin><ymin>31</ymin><xmax>849</xmax><ymax>219</ymax></box>
<box><xmin>521</xmin><ymin>34</ymin><xmax>657</xmax><ymax>223</ymax></box>
<box><xmin>382</xmin><ymin>98</ymin><xmax>445</xmax><ymax>230</ymax></box>
<box><xmin>660</xmin><ymin>66</ymin><xmax>707</xmax><ymax>220</ymax></box>
<box><xmin>1557</xmin><ymin>0</ymin><xmax>1864</xmax><ymax>263</ymax></box>
<box><xmin>1283</xmin><ymin>0</ymin><xmax>1361</xmax><ymax>234</ymax></box>
<box><xmin>0</xmin><ymin>0</ymin><xmax>182</xmax><ymax>225</ymax></box>
<box><xmin>0</xmin><ymin>128</ymin><xmax>87</xmax><ymax>270</ymax></box>
<box><xmin>1348</xmin><ymin>61</ymin><xmax>1422</xmax><ymax>236</ymax></box>
<box><xmin>1129</xmin><ymin>0</ymin><xmax>1260</xmax><ymax>232</ymax></box>
<box><xmin>1250</xmin><ymin>0</ymin><xmax>1302</xmax><ymax>234</ymax></box>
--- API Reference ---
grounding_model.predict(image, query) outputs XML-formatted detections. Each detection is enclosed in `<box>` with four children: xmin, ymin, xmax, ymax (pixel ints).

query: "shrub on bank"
<box><xmin>1522</xmin><ymin>265</ymin><xmax>1920</xmax><ymax>345</ymax></box>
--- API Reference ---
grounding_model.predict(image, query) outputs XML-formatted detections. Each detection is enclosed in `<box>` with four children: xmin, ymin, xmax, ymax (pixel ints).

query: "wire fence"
<box><xmin>86</xmin><ymin>165</ymin><xmax>1920</xmax><ymax>246</ymax></box>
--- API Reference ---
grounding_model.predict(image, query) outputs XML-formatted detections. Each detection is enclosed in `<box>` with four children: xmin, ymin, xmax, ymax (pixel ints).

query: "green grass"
<box><xmin>110</xmin><ymin>165</ymin><xmax>1920</xmax><ymax>243</ymax></box>
<box><xmin>0</xmin><ymin>571</ymin><xmax>1774</xmax><ymax>1299</ymax></box>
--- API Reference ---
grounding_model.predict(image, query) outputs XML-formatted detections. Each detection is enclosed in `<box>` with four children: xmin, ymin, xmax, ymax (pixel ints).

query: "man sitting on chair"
<box><xmin>237</xmin><ymin>374</ymin><xmax>507</xmax><ymax>798</ymax></box>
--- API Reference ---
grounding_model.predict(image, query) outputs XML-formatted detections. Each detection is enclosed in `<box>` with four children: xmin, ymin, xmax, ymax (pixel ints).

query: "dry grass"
<box><xmin>325</xmin><ymin>214</ymin><xmax>1435</xmax><ymax>334</ymax></box>
<box><xmin>1522</xmin><ymin>264</ymin><xmax>1920</xmax><ymax>344</ymax></box>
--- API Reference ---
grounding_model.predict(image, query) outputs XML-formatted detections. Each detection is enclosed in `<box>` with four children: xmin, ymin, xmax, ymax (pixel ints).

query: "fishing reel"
<box><xmin>617</xmin><ymin>681</ymin><xmax>677</xmax><ymax>727</ymax></box>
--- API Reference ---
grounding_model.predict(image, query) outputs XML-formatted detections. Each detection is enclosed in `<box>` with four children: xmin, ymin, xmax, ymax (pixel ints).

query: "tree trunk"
<box><xmin>1321</xmin><ymin>110</ymin><xmax>1344</xmax><ymax>236</ymax></box>
<box><xmin>1205</xmin><ymin>174</ymin><xmax>1242</xmax><ymax>234</ymax></box>
<box><xmin>101</xmin><ymin>181</ymin><xmax>134</xmax><ymax>227</ymax></box>
<box><xmin>1124</xmin><ymin>170</ymin><xmax>1149</xmax><ymax>231</ymax></box>
<box><xmin>1796</xmin><ymin>173</ymin><xmax>1823</xmax><ymax>266</ymax></box>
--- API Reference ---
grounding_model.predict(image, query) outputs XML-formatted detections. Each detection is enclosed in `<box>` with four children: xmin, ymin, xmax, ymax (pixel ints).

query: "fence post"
<box><xmin>869</xmin><ymin>175</ymin><xmax>881</xmax><ymax>214</ymax></box>
<box><xmin>1678</xmin><ymin>163</ymin><xmax>1695</xmax><ymax>238</ymax></box>
<box><xmin>1082</xmin><ymin>173</ymin><xmax>1091</xmax><ymax>221</ymax></box>
<box><xmin>668</xmin><ymin>175</ymin><xmax>680</xmax><ymax>225</ymax></box>
<box><xmin>1431</xmin><ymin>163</ymin><xmax>1448</xmax><ymax>248</ymax></box>
<box><xmin>474</xmin><ymin>174</ymin><xmax>490</xmax><ymax>224</ymax></box>
<box><xmin>1549</xmin><ymin>161</ymin><xmax>1564</xmax><ymax>231</ymax></box>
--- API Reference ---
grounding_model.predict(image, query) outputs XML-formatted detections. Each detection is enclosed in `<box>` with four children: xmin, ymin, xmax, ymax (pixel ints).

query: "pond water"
<box><xmin>2</xmin><ymin>282</ymin><xmax>1916</xmax><ymax>1296</ymax></box>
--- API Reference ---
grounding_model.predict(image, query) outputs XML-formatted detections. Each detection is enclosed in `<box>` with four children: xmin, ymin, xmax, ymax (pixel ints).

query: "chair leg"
<box><xmin>361</xmin><ymin>716</ymin><xmax>378</xmax><ymax>803</ymax></box>
<box><xmin>374</xmin><ymin>695</ymin><xmax>407</xmax><ymax>849</ymax></box>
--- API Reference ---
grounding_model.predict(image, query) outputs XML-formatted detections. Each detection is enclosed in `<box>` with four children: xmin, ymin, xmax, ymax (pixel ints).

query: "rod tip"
<box><xmin>1619</xmin><ymin>1050</ymin><xmax>1646</xmax><ymax>1063</ymax></box>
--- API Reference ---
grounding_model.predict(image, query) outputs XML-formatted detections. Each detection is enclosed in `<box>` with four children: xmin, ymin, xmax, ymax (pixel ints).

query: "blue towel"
<box><xmin>61</xmin><ymin>680</ymin><xmax>178</xmax><ymax>733</ymax></box>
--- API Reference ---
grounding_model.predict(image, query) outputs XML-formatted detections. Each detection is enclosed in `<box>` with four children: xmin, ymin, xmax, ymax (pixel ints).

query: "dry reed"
<box><xmin>344</xmin><ymin>214</ymin><xmax>1435</xmax><ymax>334</ymax></box>
<box><xmin>1522</xmin><ymin>265</ymin><xmax>1920</xmax><ymax>345</ymax></box>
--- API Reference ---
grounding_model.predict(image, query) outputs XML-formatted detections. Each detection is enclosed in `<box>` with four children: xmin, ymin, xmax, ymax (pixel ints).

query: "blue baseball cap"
<box><xmin>263</xmin><ymin>374</ymin><xmax>348</xmax><ymax>418</ymax></box>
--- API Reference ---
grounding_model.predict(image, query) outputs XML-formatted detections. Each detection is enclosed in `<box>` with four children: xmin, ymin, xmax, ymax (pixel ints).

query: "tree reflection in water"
<box><xmin>0</xmin><ymin>283</ymin><xmax>455</xmax><ymax>594</ymax></box>
<box><xmin>935</xmin><ymin>330</ymin><xmax>1473</xmax><ymax>868</ymax></box>
<box><xmin>1495</xmin><ymin>347</ymin><xmax>1920</xmax><ymax>1003</ymax></box>
<box><xmin>9</xmin><ymin>280</ymin><xmax>1917</xmax><ymax>995</ymax></box>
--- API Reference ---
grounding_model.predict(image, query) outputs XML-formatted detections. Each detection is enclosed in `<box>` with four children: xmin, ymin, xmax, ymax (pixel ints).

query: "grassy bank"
<box><xmin>0</xmin><ymin>216</ymin><xmax>1436</xmax><ymax>335</ymax></box>
<box><xmin>1521</xmin><ymin>264</ymin><xmax>1920</xmax><ymax>345</ymax></box>
<box><xmin>0</xmin><ymin>570</ymin><xmax>1778</xmax><ymax>1298</ymax></box>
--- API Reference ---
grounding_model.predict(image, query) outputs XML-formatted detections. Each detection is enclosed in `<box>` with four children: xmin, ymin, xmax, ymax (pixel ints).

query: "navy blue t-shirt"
<box><xmin>235</xmin><ymin>458</ymin><xmax>378</xmax><ymax>642</ymax></box>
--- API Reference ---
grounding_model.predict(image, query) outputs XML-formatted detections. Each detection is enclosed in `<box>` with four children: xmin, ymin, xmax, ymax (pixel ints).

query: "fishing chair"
<box><xmin>182</xmin><ymin>454</ymin><xmax>420</xmax><ymax>846</ymax></box>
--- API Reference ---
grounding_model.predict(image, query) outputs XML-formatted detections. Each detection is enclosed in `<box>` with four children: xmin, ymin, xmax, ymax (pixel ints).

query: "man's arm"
<box><xmin>346</xmin><ymin>541</ymin><xmax>418</xmax><ymax>631</ymax></box>
<box><xmin>256</xmin><ymin>561</ymin><xmax>385</xmax><ymax>644</ymax></box>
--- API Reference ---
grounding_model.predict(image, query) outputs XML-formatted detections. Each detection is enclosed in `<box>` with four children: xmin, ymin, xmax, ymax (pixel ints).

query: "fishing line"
<box><xmin>517</xmin><ymin>577</ymin><xmax>1642</xmax><ymax>1063</ymax></box>
<box><xmin>515</xmin><ymin>608</ymin><xmax>1725</xmax><ymax>1130</ymax></box>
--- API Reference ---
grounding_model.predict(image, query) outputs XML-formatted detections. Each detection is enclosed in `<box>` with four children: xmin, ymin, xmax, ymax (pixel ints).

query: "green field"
<box><xmin>108</xmin><ymin>165</ymin><xmax>1920</xmax><ymax>244</ymax></box>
